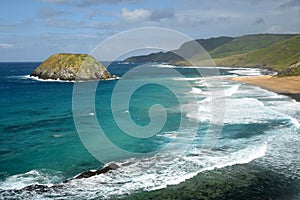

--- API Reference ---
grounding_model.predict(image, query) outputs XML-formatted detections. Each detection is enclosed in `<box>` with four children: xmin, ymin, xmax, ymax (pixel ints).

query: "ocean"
<box><xmin>0</xmin><ymin>62</ymin><xmax>299</xmax><ymax>199</ymax></box>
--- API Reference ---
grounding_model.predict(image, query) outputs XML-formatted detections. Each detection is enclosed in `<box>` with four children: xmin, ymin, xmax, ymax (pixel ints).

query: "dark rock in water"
<box><xmin>71</xmin><ymin>163</ymin><xmax>120</xmax><ymax>180</ymax></box>
<box><xmin>3</xmin><ymin>163</ymin><xmax>124</xmax><ymax>195</ymax></box>
<box><xmin>4</xmin><ymin>184</ymin><xmax>64</xmax><ymax>196</ymax></box>
<box><xmin>22</xmin><ymin>184</ymin><xmax>51</xmax><ymax>193</ymax></box>
<box><xmin>120</xmin><ymin>162</ymin><xmax>135</xmax><ymax>167</ymax></box>
<box><xmin>30</xmin><ymin>53</ymin><xmax>116</xmax><ymax>81</ymax></box>
<box><xmin>2</xmin><ymin>164</ymin><xmax>121</xmax><ymax>196</ymax></box>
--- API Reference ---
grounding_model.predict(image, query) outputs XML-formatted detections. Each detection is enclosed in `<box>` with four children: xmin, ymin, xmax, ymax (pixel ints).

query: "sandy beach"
<box><xmin>230</xmin><ymin>75</ymin><xmax>300</xmax><ymax>101</ymax></box>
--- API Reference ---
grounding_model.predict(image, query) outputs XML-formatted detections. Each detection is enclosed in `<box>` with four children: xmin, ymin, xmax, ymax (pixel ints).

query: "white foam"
<box><xmin>185</xmin><ymin>103</ymin><xmax>211</xmax><ymax>123</ymax></box>
<box><xmin>185</xmin><ymin>86</ymin><xmax>297</xmax><ymax>125</ymax></box>
<box><xmin>53</xmin><ymin>142</ymin><xmax>267</xmax><ymax>199</ymax></box>
<box><xmin>194</xmin><ymin>80</ymin><xmax>204</xmax><ymax>84</ymax></box>
<box><xmin>10</xmin><ymin>75</ymin><xmax>119</xmax><ymax>83</ymax></box>
<box><xmin>156</xmin><ymin>66</ymin><xmax>248</xmax><ymax>69</ymax></box>
<box><xmin>289</xmin><ymin>117</ymin><xmax>300</xmax><ymax>128</ymax></box>
<box><xmin>173</xmin><ymin>77</ymin><xmax>203</xmax><ymax>81</ymax></box>
<box><xmin>152</xmin><ymin>64</ymin><xmax>176</xmax><ymax>68</ymax></box>
<box><xmin>223</xmin><ymin>97</ymin><xmax>292</xmax><ymax>124</ymax></box>
<box><xmin>17</xmin><ymin>75</ymin><xmax>75</xmax><ymax>82</ymax></box>
<box><xmin>224</xmin><ymin>84</ymin><xmax>240</xmax><ymax>97</ymax></box>
<box><xmin>228</xmin><ymin>68</ymin><xmax>265</xmax><ymax>76</ymax></box>
<box><xmin>261</xmin><ymin>127</ymin><xmax>300</xmax><ymax>180</ymax></box>
<box><xmin>188</xmin><ymin>87</ymin><xmax>203</xmax><ymax>95</ymax></box>
<box><xmin>79</xmin><ymin>112</ymin><xmax>96</xmax><ymax>117</ymax></box>
<box><xmin>0</xmin><ymin>170</ymin><xmax>63</xmax><ymax>190</ymax></box>
<box><xmin>0</xmin><ymin>134</ymin><xmax>269</xmax><ymax>199</ymax></box>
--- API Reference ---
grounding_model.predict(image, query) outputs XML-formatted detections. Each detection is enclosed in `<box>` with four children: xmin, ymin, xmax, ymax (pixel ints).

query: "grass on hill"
<box><xmin>213</xmin><ymin>35</ymin><xmax>300</xmax><ymax>75</ymax></box>
<box><xmin>124</xmin><ymin>33</ymin><xmax>300</xmax><ymax>76</ymax></box>
<box><xmin>209</xmin><ymin>34</ymin><xmax>296</xmax><ymax>59</ymax></box>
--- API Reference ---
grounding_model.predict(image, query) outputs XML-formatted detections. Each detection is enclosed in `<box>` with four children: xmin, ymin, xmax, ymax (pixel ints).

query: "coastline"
<box><xmin>123</xmin><ymin>162</ymin><xmax>300</xmax><ymax>200</ymax></box>
<box><xmin>230</xmin><ymin>75</ymin><xmax>300</xmax><ymax>102</ymax></box>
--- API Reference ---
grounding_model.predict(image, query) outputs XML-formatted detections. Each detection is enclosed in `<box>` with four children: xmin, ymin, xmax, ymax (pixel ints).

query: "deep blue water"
<box><xmin>0</xmin><ymin>62</ymin><xmax>299</xmax><ymax>199</ymax></box>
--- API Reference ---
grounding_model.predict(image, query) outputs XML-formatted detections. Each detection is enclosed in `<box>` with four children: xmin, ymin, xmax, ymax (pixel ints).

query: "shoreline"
<box><xmin>230</xmin><ymin>75</ymin><xmax>300</xmax><ymax>102</ymax></box>
<box><xmin>23</xmin><ymin>74</ymin><xmax>119</xmax><ymax>83</ymax></box>
<box><xmin>123</xmin><ymin>162</ymin><xmax>300</xmax><ymax>200</ymax></box>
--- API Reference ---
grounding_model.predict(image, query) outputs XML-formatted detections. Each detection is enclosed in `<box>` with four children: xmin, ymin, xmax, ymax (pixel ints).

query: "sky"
<box><xmin>0</xmin><ymin>0</ymin><xmax>299</xmax><ymax>61</ymax></box>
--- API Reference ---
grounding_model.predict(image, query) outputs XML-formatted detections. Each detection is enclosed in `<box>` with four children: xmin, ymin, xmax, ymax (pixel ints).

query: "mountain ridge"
<box><xmin>124</xmin><ymin>33</ymin><xmax>300</xmax><ymax>75</ymax></box>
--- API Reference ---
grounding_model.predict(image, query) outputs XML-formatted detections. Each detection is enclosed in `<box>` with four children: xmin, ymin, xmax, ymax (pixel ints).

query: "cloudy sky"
<box><xmin>0</xmin><ymin>0</ymin><xmax>299</xmax><ymax>61</ymax></box>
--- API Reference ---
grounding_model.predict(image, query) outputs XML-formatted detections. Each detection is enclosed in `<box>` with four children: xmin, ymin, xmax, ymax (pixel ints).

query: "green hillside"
<box><xmin>124</xmin><ymin>51</ymin><xmax>182</xmax><ymax>63</ymax></box>
<box><xmin>175</xmin><ymin>36</ymin><xmax>234</xmax><ymax>54</ymax></box>
<box><xmin>124</xmin><ymin>36</ymin><xmax>233</xmax><ymax>63</ymax></box>
<box><xmin>124</xmin><ymin>33</ymin><xmax>300</xmax><ymax>76</ymax></box>
<box><xmin>210</xmin><ymin>34</ymin><xmax>295</xmax><ymax>58</ymax></box>
<box><xmin>214</xmin><ymin>35</ymin><xmax>300</xmax><ymax>75</ymax></box>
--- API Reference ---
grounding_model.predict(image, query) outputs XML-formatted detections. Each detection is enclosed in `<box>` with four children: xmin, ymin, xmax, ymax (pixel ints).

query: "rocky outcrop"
<box><xmin>71</xmin><ymin>163</ymin><xmax>120</xmax><ymax>180</ymax></box>
<box><xmin>278</xmin><ymin>61</ymin><xmax>300</xmax><ymax>76</ymax></box>
<box><xmin>30</xmin><ymin>53</ymin><xmax>116</xmax><ymax>81</ymax></box>
<box><xmin>2</xmin><ymin>163</ymin><xmax>122</xmax><ymax>196</ymax></box>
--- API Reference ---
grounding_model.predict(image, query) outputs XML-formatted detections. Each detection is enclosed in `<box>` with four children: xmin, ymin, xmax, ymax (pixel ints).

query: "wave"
<box><xmin>13</xmin><ymin>75</ymin><xmax>76</xmax><ymax>83</ymax></box>
<box><xmin>153</xmin><ymin>65</ymin><xmax>255</xmax><ymax>70</ymax></box>
<box><xmin>151</xmin><ymin>64</ymin><xmax>236</xmax><ymax>69</ymax></box>
<box><xmin>262</xmin><ymin>127</ymin><xmax>300</xmax><ymax>180</ymax></box>
<box><xmin>228</xmin><ymin>68</ymin><xmax>270</xmax><ymax>76</ymax></box>
<box><xmin>0</xmin><ymin>170</ymin><xmax>63</xmax><ymax>190</ymax></box>
<box><xmin>224</xmin><ymin>84</ymin><xmax>240</xmax><ymax>97</ymax></box>
<box><xmin>79</xmin><ymin>112</ymin><xmax>96</xmax><ymax>117</ymax></box>
<box><xmin>0</xmin><ymin>143</ymin><xmax>268</xmax><ymax>199</ymax></box>
<box><xmin>289</xmin><ymin>117</ymin><xmax>300</xmax><ymax>128</ymax></box>
<box><xmin>184</xmin><ymin>101</ymin><xmax>211</xmax><ymax>123</ymax></box>
<box><xmin>188</xmin><ymin>87</ymin><xmax>203</xmax><ymax>95</ymax></box>
<box><xmin>185</xmin><ymin>81</ymin><xmax>300</xmax><ymax>126</ymax></box>
<box><xmin>172</xmin><ymin>77</ymin><xmax>203</xmax><ymax>81</ymax></box>
<box><xmin>8</xmin><ymin>75</ymin><xmax>120</xmax><ymax>83</ymax></box>
<box><xmin>152</xmin><ymin>64</ymin><xmax>177</xmax><ymax>68</ymax></box>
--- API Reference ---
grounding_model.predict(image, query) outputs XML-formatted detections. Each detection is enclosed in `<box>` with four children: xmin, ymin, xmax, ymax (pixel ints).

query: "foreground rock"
<box><xmin>0</xmin><ymin>163</ymin><xmax>122</xmax><ymax>196</ymax></box>
<box><xmin>70</xmin><ymin>163</ymin><xmax>120</xmax><ymax>180</ymax></box>
<box><xmin>30</xmin><ymin>53</ymin><xmax>116</xmax><ymax>81</ymax></box>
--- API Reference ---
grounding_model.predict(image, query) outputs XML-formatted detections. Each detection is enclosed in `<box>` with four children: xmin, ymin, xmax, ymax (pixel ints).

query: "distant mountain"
<box><xmin>124</xmin><ymin>36</ymin><xmax>234</xmax><ymax>63</ymax></box>
<box><xmin>124</xmin><ymin>33</ymin><xmax>300</xmax><ymax>75</ymax></box>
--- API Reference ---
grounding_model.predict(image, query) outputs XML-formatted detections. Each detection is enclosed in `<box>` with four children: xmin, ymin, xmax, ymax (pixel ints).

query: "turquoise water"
<box><xmin>0</xmin><ymin>62</ymin><xmax>299</xmax><ymax>199</ymax></box>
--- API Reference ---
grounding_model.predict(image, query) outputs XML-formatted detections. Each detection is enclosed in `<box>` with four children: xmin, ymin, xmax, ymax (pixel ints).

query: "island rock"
<box><xmin>30</xmin><ymin>53</ymin><xmax>115</xmax><ymax>81</ymax></box>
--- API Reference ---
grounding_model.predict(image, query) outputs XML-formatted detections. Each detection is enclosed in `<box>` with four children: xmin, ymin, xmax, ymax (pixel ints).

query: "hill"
<box><xmin>209</xmin><ymin>34</ymin><xmax>294</xmax><ymax>58</ymax></box>
<box><xmin>124</xmin><ymin>33</ymin><xmax>299</xmax><ymax>75</ymax></box>
<box><xmin>30</xmin><ymin>53</ymin><xmax>115</xmax><ymax>81</ymax></box>
<box><xmin>124</xmin><ymin>36</ymin><xmax>234</xmax><ymax>63</ymax></box>
<box><xmin>214</xmin><ymin>35</ymin><xmax>300</xmax><ymax>75</ymax></box>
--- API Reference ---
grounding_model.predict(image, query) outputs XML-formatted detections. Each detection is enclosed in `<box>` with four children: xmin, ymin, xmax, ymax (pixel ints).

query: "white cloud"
<box><xmin>121</xmin><ymin>8</ymin><xmax>151</xmax><ymax>22</ymax></box>
<box><xmin>0</xmin><ymin>43</ymin><xmax>14</xmax><ymax>49</ymax></box>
